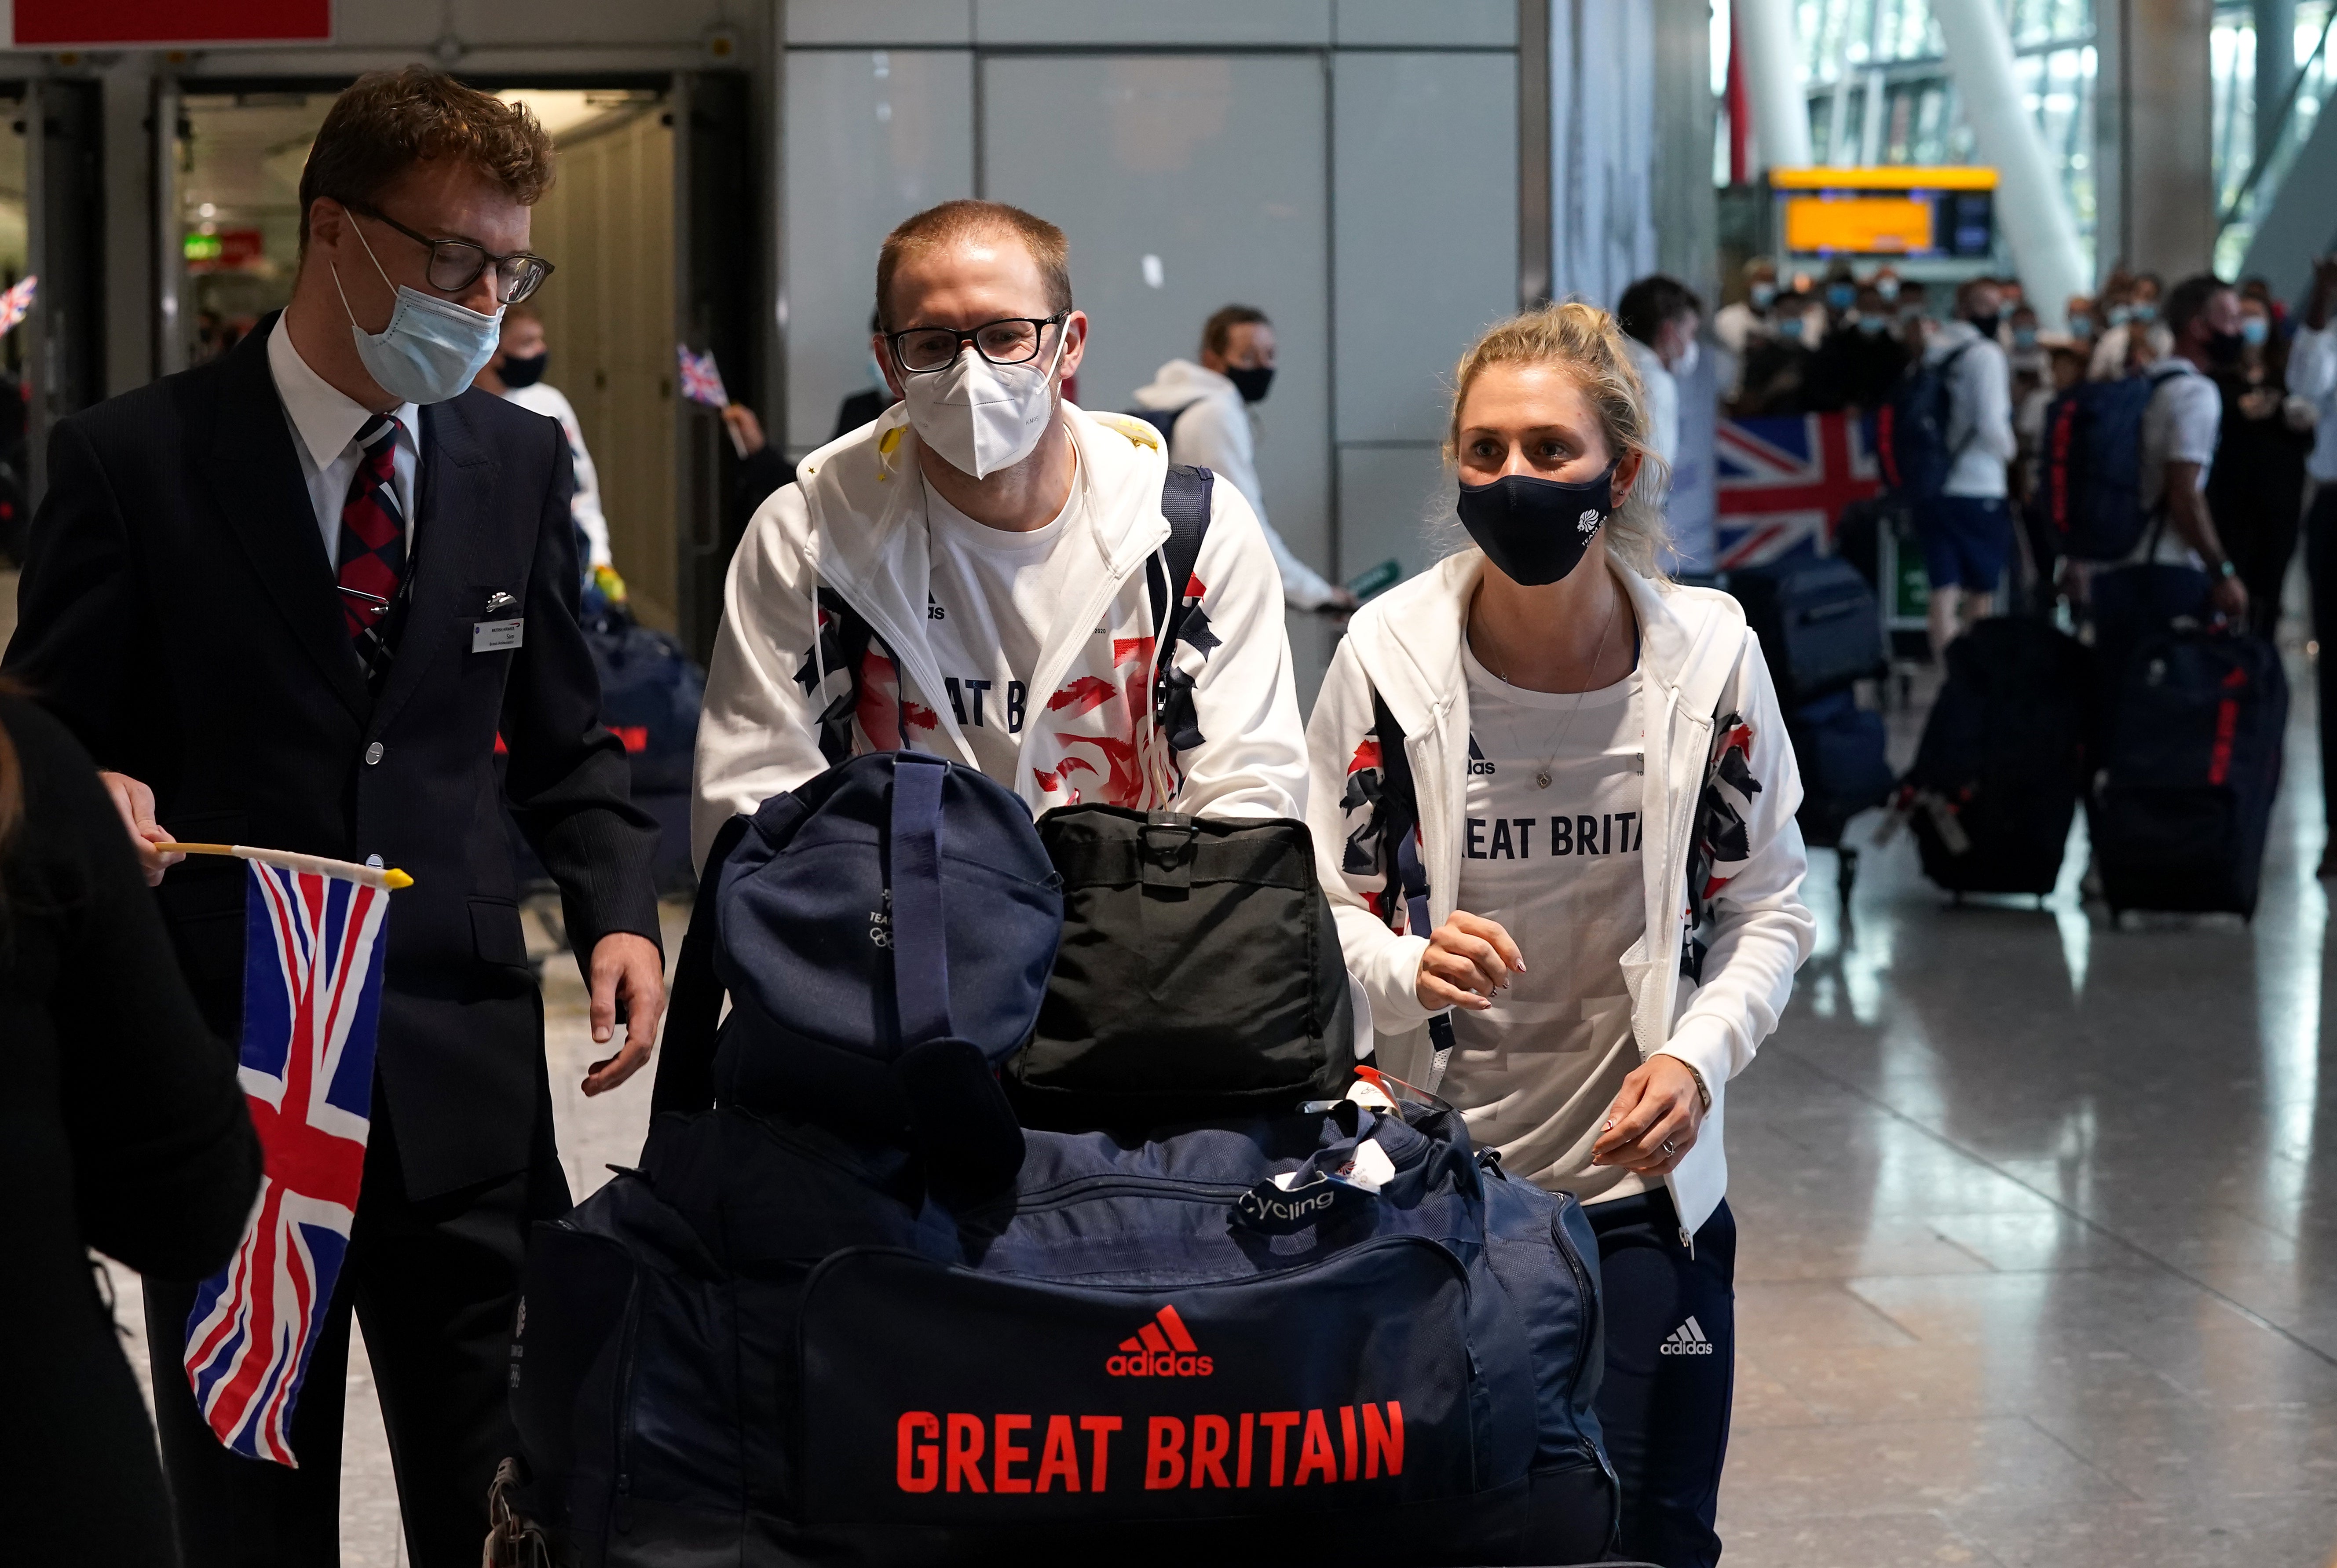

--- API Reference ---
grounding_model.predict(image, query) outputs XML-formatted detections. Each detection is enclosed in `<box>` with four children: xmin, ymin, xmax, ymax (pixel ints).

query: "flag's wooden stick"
<box><xmin>153</xmin><ymin>842</ymin><xmax>414</xmax><ymax>891</ymax></box>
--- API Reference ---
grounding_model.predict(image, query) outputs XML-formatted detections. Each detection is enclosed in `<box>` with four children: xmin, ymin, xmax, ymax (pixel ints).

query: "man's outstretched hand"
<box><xmin>583</xmin><ymin>932</ymin><xmax>666</xmax><ymax>1096</ymax></box>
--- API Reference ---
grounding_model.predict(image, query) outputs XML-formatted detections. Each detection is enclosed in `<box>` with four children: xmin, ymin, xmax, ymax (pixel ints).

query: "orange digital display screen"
<box><xmin>1784</xmin><ymin>195</ymin><xmax>1935</xmax><ymax>255</ymax></box>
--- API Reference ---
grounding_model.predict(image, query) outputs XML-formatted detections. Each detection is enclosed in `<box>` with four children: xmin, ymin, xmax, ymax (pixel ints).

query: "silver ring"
<box><xmin>1660</xmin><ymin>1139</ymin><xmax>1677</xmax><ymax>1155</ymax></box>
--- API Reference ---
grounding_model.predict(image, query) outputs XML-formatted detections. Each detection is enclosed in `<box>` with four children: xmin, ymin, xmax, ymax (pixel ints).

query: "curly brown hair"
<box><xmin>297</xmin><ymin>68</ymin><xmax>555</xmax><ymax>254</ymax></box>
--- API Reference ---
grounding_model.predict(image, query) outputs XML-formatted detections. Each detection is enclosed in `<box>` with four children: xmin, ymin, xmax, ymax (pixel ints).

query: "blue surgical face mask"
<box><xmin>333</xmin><ymin>219</ymin><xmax>505</xmax><ymax>405</ymax></box>
<box><xmin>2108</xmin><ymin>304</ymin><xmax>2133</xmax><ymax>326</ymax></box>
<box><xmin>2070</xmin><ymin>314</ymin><xmax>2095</xmax><ymax>340</ymax></box>
<box><xmin>1750</xmin><ymin>281</ymin><xmax>1777</xmax><ymax>310</ymax></box>
<box><xmin>2242</xmin><ymin>316</ymin><xmax>2271</xmax><ymax>347</ymax></box>
<box><xmin>2132</xmin><ymin>300</ymin><xmax>2158</xmax><ymax>324</ymax></box>
<box><xmin>1858</xmin><ymin>316</ymin><xmax>1888</xmax><ymax>336</ymax></box>
<box><xmin>1777</xmin><ymin>313</ymin><xmax>1806</xmax><ymax>342</ymax></box>
<box><xmin>1875</xmin><ymin>277</ymin><xmax>1900</xmax><ymax>302</ymax></box>
<box><xmin>2013</xmin><ymin>326</ymin><xmax>2038</xmax><ymax>348</ymax></box>
<box><xmin>1827</xmin><ymin>282</ymin><xmax>1857</xmax><ymax>311</ymax></box>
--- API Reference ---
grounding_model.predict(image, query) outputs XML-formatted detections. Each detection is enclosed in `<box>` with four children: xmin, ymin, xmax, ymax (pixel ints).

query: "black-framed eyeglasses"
<box><xmin>888</xmin><ymin>313</ymin><xmax>1066</xmax><ymax>375</ymax></box>
<box><xmin>346</xmin><ymin>201</ymin><xmax>555</xmax><ymax>305</ymax></box>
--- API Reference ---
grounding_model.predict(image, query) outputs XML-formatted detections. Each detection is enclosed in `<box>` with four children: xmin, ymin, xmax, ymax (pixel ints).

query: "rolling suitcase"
<box><xmin>1724</xmin><ymin>556</ymin><xmax>1887</xmax><ymax>709</ymax></box>
<box><xmin>1786</xmin><ymin>690</ymin><xmax>1895</xmax><ymax>848</ymax></box>
<box><xmin>1785</xmin><ymin>690</ymin><xmax>1894</xmax><ymax>908</ymax></box>
<box><xmin>2092</xmin><ymin>626</ymin><xmax>2286</xmax><ymax>919</ymax></box>
<box><xmin>1899</xmin><ymin>618</ymin><xmax>2092</xmax><ymax>897</ymax></box>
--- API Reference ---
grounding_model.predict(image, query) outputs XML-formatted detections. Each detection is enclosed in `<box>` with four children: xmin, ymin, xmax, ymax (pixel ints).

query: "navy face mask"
<box><xmin>1226</xmin><ymin>364</ymin><xmax>1275</xmax><ymax>403</ymax></box>
<box><xmin>499</xmin><ymin>350</ymin><xmax>548</xmax><ymax>388</ymax></box>
<box><xmin>1456</xmin><ymin>462</ymin><xmax>1615</xmax><ymax>586</ymax></box>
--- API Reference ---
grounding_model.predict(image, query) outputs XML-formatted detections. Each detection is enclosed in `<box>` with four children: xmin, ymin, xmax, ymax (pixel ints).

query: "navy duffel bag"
<box><xmin>506</xmin><ymin>748</ymin><xmax>1617</xmax><ymax>1564</ymax></box>
<box><xmin>509</xmin><ymin>1095</ymin><xmax>1616</xmax><ymax>1566</ymax></box>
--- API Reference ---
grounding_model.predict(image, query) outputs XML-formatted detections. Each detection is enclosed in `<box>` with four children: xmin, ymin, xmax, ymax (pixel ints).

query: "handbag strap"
<box><xmin>650</xmin><ymin>811</ymin><xmax>753</xmax><ymax>1115</ymax></box>
<box><xmin>887</xmin><ymin>751</ymin><xmax>953</xmax><ymax>1048</ymax></box>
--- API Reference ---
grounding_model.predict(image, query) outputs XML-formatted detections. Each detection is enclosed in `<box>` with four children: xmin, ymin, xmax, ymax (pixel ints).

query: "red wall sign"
<box><xmin>15</xmin><ymin>0</ymin><xmax>331</xmax><ymax>47</ymax></box>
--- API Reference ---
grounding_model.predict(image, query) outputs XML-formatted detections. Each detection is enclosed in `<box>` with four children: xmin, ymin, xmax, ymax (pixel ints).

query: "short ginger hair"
<box><xmin>298</xmin><ymin>68</ymin><xmax>554</xmax><ymax>254</ymax></box>
<box><xmin>876</xmin><ymin>199</ymin><xmax>1072</xmax><ymax>332</ymax></box>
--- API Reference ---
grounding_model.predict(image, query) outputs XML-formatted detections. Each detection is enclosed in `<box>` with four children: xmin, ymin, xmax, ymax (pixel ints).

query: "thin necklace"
<box><xmin>1472</xmin><ymin>588</ymin><xmax>1619</xmax><ymax>790</ymax></box>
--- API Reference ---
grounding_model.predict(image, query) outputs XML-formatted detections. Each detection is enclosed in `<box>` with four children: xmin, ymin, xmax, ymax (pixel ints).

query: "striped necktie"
<box><xmin>335</xmin><ymin>412</ymin><xmax>407</xmax><ymax>680</ymax></box>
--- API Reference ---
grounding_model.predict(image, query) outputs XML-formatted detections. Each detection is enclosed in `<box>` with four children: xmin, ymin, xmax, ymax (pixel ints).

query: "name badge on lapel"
<box><xmin>473</xmin><ymin>590</ymin><xmax>523</xmax><ymax>653</ymax></box>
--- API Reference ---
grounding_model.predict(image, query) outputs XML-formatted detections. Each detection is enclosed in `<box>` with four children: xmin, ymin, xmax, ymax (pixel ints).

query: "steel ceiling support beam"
<box><xmin>1933</xmin><ymin>0</ymin><xmax>2088</xmax><ymax>324</ymax></box>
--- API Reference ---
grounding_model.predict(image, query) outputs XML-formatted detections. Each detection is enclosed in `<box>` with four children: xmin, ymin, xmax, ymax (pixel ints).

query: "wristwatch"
<box><xmin>2212</xmin><ymin>558</ymin><xmax>2238</xmax><ymax>580</ymax></box>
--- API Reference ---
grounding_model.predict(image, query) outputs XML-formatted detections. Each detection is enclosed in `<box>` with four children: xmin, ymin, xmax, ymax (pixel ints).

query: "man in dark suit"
<box><xmin>5</xmin><ymin>69</ymin><xmax>666</xmax><ymax>1566</ymax></box>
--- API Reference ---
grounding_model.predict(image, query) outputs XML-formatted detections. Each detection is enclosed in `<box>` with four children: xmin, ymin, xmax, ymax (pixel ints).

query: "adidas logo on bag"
<box><xmin>1658</xmin><ymin>1316</ymin><xmax>1715</xmax><ymax>1356</ymax></box>
<box><xmin>1104</xmin><ymin>1305</ymin><xmax>1214</xmax><ymax>1378</ymax></box>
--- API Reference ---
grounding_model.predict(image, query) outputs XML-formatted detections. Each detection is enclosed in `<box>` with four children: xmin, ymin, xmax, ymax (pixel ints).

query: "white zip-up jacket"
<box><xmin>692</xmin><ymin>400</ymin><xmax>1309</xmax><ymax>866</ymax></box>
<box><xmin>1304</xmin><ymin>551</ymin><xmax>1816</xmax><ymax>1235</ymax></box>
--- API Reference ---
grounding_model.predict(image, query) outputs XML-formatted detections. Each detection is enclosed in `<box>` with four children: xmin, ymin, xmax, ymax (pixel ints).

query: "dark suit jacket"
<box><xmin>4</xmin><ymin>313</ymin><xmax>661</xmax><ymax>1198</ymax></box>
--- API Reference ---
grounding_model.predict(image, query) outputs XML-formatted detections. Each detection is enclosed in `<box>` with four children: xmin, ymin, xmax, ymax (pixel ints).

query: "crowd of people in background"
<box><xmin>1707</xmin><ymin>251</ymin><xmax>2324</xmax><ymax>650</ymax></box>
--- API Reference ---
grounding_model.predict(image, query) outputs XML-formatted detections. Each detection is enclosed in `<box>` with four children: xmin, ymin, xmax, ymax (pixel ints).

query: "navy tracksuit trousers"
<box><xmin>1587</xmin><ymin>1189</ymin><xmax>1737</xmax><ymax>1568</ymax></box>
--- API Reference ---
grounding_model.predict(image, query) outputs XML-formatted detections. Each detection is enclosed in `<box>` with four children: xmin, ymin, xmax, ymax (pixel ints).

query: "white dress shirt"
<box><xmin>267</xmin><ymin>315</ymin><xmax>421</xmax><ymax>569</ymax></box>
<box><xmin>2288</xmin><ymin>323</ymin><xmax>2337</xmax><ymax>484</ymax></box>
<box><xmin>1622</xmin><ymin>335</ymin><xmax>1680</xmax><ymax>468</ymax></box>
<box><xmin>500</xmin><ymin>380</ymin><xmax>611</xmax><ymax>567</ymax></box>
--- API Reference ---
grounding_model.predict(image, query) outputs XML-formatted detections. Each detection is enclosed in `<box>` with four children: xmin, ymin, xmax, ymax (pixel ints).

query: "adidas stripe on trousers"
<box><xmin>1585</xmin><ymin>1189</ymin><xmax>1737</xmax><ymax>1568</ymax></box>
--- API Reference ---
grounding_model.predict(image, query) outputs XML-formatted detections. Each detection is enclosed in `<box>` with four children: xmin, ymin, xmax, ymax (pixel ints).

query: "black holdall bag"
<box><xmin>1004</xmin><ymin>804</ymin><xmax>1357</xmax><ymax>1130</ymax></box>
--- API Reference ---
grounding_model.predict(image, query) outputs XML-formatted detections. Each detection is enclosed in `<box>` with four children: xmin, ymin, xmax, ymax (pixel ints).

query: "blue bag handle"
<box><xmin>887</xmin><ymin>751</ymin><xmax>952</xmax><ymax>1048</ymax></box>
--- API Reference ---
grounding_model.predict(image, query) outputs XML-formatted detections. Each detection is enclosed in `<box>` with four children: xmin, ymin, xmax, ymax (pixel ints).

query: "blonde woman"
<box><xmin>1305</xmin><ymin>303</ymin><xmax>1815</xmax><ymax>1566</ymax></box>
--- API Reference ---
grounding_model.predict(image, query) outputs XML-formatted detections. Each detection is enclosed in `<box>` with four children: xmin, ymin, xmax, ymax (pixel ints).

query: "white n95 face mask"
<box><xmin>902</xmin><ymin>329</ymin><xmax>1067</xmax><ymax>480</ymax></box>
<box><xmin>333</xmin><ymin>219</ymin><xmax>505</xmax><ymax>405</ymax></box>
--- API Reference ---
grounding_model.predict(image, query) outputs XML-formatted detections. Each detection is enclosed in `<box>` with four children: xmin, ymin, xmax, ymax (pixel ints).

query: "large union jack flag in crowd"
<box><xmin>1714</xmin><ymin>411</ymin><xmax>1880</xmax><ymax>569</ymax></box>
<box><xmin>183</xmin><ymin>861</ymin><xmax>390</xmax><ymax>1466</ymax></box>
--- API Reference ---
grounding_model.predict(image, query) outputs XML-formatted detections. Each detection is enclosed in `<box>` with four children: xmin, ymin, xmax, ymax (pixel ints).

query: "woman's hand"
<box><xmin>1415</xmin><ymin>911</ymin><xmax>1525</xmax><ymax>1012</ymax></box>
<box><xmin>1591</xmin><ymin>1055</ymin><xmax>1708</xmax><ymax>1175</ymax></box>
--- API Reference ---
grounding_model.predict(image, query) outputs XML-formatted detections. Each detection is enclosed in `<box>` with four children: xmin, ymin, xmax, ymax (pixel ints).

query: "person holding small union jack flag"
<box><xmin>6</xmin><ymin>69</ymin><xmax>665</xmax><ymax>1568</ymax></box>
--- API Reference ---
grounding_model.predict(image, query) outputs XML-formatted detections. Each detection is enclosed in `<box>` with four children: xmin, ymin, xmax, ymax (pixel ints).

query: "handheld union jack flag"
<box><xmin>676</xmin><ymin>344</ymin><xmax>730</xmax><ymax>408</ymax></box>
<box><xmin>0</xmin><ymin>274</ymin><xmax>36</xmax><ymax>337</ymax></box>
<box><xmin>184</xmin><ymin>856</ymin><xmax>394</xmax><ymax>1466</ymax></box>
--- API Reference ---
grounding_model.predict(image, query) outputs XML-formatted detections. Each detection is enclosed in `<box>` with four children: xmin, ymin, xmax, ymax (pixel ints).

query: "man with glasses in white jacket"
<box><xmin>692</xmin><ymin>200</ymin><xmax>1309</xmax><ymax>860</ymax></box>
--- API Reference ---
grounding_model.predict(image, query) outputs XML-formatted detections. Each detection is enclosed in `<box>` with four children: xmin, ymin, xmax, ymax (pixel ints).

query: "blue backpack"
<box><xmin>651</xmin><ymin>749</ymin><xmax>1066</xmax><ymax>1199</ymax></box>
<box><xmin>1876</xmin><ymin>341</ymin><xmax>1974</xmax><ymax>500</ymax></box>
<box><xmin>2040</xmin><ymin>364</ymin><xmax>2189</xmax><ymax>563</ymax></box>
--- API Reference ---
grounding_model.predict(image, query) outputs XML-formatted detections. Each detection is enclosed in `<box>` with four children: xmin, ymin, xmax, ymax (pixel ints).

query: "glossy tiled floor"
<box><xmin>1717</xmin><ymin>647</ymin><xmax>2337</xmax><ymax>1568</ymax></box>
<box><xmin>90</xmin><ymin>614</ymin><xmax>2337</xmax><ymax>1568</ymax></box>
